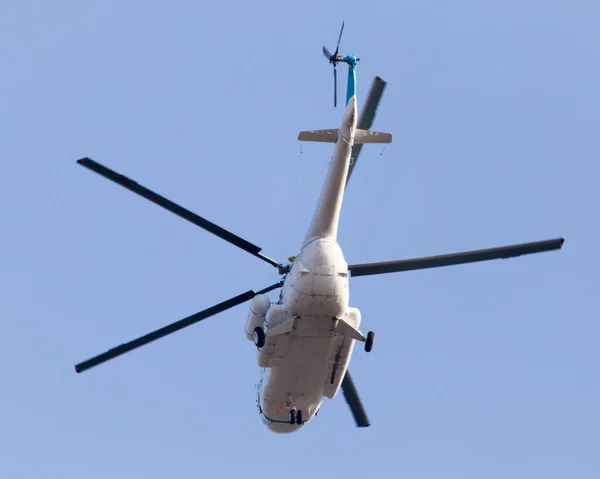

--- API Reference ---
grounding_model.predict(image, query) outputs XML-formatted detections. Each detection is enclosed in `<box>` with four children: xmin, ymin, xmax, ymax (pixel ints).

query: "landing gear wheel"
<box><xmin>289</xmin><ymin>409</ymin><xmax>296</xmax><ymax>425</ymax></box>
<box><xmin>296</xmin><ymin>409</ymin><xmax>303</xmax><ymax>425</ymax></box>
<box><xmin>365</xmin><ymin>331</ymin><xmax>375</xmax><ymax>352</ymax></box>
<box><xmin>253</xmin><ymin>326</ymin><xmax>265</xmax><ymax>349</ymax></box>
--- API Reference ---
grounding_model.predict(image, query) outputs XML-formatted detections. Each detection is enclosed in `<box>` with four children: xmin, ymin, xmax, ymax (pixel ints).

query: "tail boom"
<box><xmin>302</xmin><ymin>96</ymin><xmax>357</xmax><ymax>245</ymax></box>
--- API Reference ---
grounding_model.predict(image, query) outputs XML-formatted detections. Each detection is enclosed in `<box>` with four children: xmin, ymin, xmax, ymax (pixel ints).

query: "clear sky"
<box><xmin>1</xmin><ymin>1</ymin><xmax>598</xmax><ymax>477</ymax></box>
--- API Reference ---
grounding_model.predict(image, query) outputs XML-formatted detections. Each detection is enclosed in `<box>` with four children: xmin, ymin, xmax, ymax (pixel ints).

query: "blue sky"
<box><xmin>1</xmin><ymin>1</ymin><xmax>598</xmax><ymax>477</ymax></box>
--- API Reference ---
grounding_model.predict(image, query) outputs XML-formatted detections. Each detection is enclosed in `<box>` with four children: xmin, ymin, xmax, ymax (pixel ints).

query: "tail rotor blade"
<box><xmin>334</xmin><ymin>66</ymin><xmax>337</xmax><ymax>107</ymax></box>
<box><xmin>323</xmin><ymin>46</ymin><xmax>333</xmax><ymax>60</ymax></box>
<box><xmin>334</xmin><ymin>20</ymin><xmax>345</xmax><ymax>56</ymax></box>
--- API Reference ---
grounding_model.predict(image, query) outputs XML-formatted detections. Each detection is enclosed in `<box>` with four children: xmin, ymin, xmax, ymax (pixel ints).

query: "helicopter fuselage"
<box><xmin>249</xmin><ymin>94</ymin><xmax>360</xmax><ymax>432</ymax></box>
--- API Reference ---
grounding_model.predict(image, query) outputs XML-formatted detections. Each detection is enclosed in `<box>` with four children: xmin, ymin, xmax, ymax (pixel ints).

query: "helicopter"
<box><xmin>74</xmin><ymin>22</ymin><xmax>564</xmax><ymax>432</ymax></box>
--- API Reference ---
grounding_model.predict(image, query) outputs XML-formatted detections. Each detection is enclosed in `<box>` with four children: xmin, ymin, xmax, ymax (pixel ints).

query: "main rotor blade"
<box><xmin>334</xmin><ymin>20</ymin><xmax>345</xmax><ymax>56</ymax></box>
<box><xmin>341</xmin><ymin>370</ymin><xmax>370</xmax><ymax>427</ymax></box>
<box><xmin>349</xmin><ymin>238</ymin><xmax>565</xmax><ymax>277</ymax></box>
<box><xmin>334</xmin><ymin>66</ymin><xmax>338</xmax><ymax>107</ymax></box>
<box><xmin>74</xmin><ymin>281</ymin><xmax>283</xmax><ymax>373</ymax></box>
<box><xmin>77</xmin><ymin>158</ymin><xmax>281</xmax><ymax>269</ymax></box>
<box><xmin>346</xmin><ymin>76</ymin><xmax>387</xmax><ymax>186</ymax></box>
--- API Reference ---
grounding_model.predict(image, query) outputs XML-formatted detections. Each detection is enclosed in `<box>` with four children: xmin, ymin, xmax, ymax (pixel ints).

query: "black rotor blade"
<box><xmin>341</xmin><ymin>370</ymin><xmax>370</xmax><ymax>427</ymax></box>
<box><xmin>357</xmin><ymin>76</ymin><xmax>387</xmax><ymax>131</ymax></box>
<box><xmin>334</xmin><ymin>20</ymin><xmax>345</xmax><ymax>56</ymax></box>
<box><xmin>346</xmin><ymin>76</ymin><xmax>387</xmax><ymax>186</ymax></box>
<box><xmin>349</xmin><ymin>238</ymin><xmax>565</xmax><ymax>277</ymax></box>
<box><xmin>75</xmin><ymin>281</ymin><xmax>283</xmax><ymax>373</ymax></box>
<box><xmin>323</xmin><ymin>45</ymin><xmax>333</xmax><ymax>61</ymax></box>
<box><xmin>334</xmin><ymin>66</ymin><xmax>338</xmax><ymax>107</ymax></box>
<box><xmin>77</xmin><ymin>158</ymin><xmax>281</xmax><ymax>269</ymax></box>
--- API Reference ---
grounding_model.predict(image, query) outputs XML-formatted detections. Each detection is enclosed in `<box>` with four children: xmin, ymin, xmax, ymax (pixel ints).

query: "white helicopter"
<box><xmin>74</xmin><ymin>23</ymin><xmax>564</xmax><ymax>432</ymax></box>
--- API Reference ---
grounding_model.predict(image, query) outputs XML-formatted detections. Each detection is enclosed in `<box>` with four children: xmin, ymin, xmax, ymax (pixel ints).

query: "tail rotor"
<box><xmin>322</xmin><ymin>21</ymin><xmax>345</xmax><ymax>107</ymax></box>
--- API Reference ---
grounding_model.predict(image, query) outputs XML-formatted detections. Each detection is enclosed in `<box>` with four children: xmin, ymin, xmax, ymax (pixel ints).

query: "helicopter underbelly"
<box><xmin>257</xmin><ymin>325</ymin><xmax>331</xmax><ymax>433</ymax></box>
<box><xmin>256</xmin><ymin>308</ymin><xmax>360</xmax><ymax>433</ymax></box>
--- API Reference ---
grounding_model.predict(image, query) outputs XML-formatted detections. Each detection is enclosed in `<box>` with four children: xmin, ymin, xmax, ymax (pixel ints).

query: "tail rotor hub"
<box><xmin>322</xmin><ymin>22</ymin><xmax>359</xmax><ymax>107</ymax></box>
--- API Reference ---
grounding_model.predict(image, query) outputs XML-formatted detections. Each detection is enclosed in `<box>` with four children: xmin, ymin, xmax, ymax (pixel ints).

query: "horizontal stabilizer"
<box><xmin>298</xmin><ymin>129</ymin><xmax>338</xmax><ymax>143</ymax></box>
<box><xmin>354</xmin><ymin>129</ymin><xmax>392</xmax><ymax>144</ymax></box>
